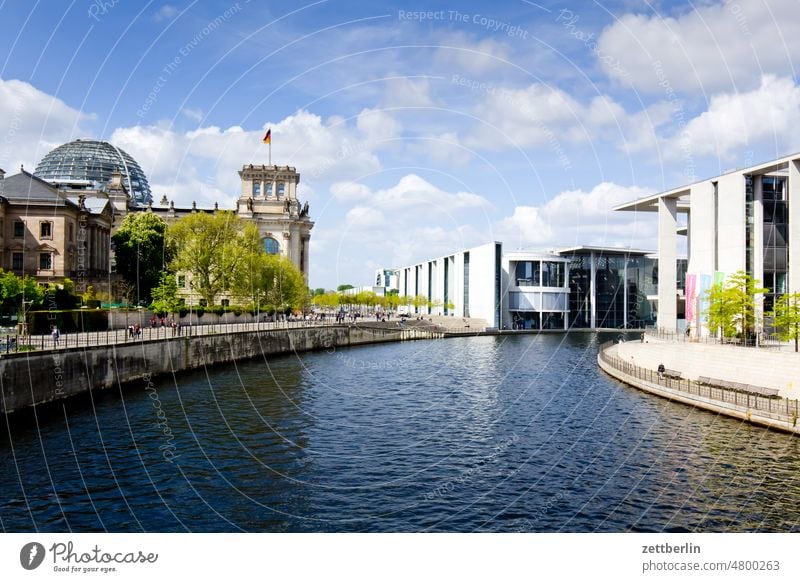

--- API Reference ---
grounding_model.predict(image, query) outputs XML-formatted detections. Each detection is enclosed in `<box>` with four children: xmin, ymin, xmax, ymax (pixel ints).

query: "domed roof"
<box><xmin>34</xmin><ymin>139</ymin><xmax>152</xmax><ymax>206</ymax></box>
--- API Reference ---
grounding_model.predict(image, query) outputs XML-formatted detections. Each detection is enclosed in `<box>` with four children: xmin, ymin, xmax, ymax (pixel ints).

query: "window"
<box><xmin>542</xmin><ymin>262</ymin><xmax>565</xmax><ymax>287</ymax></box>
<box><xmin>69</xmin><ymin>223</ymin><xmax>74</xmax><ymax>242</ymax></box>
<box><xmin>199</xmin><ymin>299</ymin><xmax>207</xmax><ymax>307</ymax></box>
<box><xmin>40</xmin><ymin>222</ymin><xmax>52</xmax><ymax>239</ymax></box>
<box><xmin>265</xmin><ymin>182</ymin><xmax>273</xmax><ymax>197</ymax></box>
<box><xmin>515</xmin><ymin>261</ymin><xmax>540</xmax><ymax>286</ymax></box>
<box><xmin>178</xmin><ymin>274</ymin><xmax>186</xmax><ymax>288</ymax></box>
<box><xmin>221</xmin><ymin>299</ymin><xmax>230</xmax><ymax>307</ymax></box>
<box><xmin>252</xmin><ymin>182</ymin><xmax>261</xmax><ymax>197</ymax></box>
<box><xmin>39</xmin><ymin>253</ymin><xmax>52</xmax><ymax>270</ymax></box>
<box><xmin>13</xmin><ymin>221</ymin><xmax>24</xmax><ymax>238</ymax></box>
<box><xmin>12</xmin><ymin>253</ymin><xmax>23</xmax><ymax>270</ymax></box>
<box><xmin>263</xmin><ymin>237</ymin><xmax>280</xmax><ymax>255</ymax></box>
<box><xmin>277</xmin><ymin>182</ymin><xmax>285</xmax><ymax>199</ymax></box>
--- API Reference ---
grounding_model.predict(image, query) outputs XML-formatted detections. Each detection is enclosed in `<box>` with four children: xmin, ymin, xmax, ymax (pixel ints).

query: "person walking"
<box><xmin>51</xmin><ymin>325</ymin><xmax>60</xmax><ymax>347</ymax></box>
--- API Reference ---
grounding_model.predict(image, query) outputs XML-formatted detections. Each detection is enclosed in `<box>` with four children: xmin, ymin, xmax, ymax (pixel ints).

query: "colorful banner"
<box><xmin>685</xmin><ymin>273</ymin><xmax>697</xmax><ymax>322</ymax></box>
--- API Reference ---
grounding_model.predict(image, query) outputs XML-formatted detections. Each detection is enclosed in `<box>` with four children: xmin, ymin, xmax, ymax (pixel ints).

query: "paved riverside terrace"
<box><xmin>616</xmin><ymin>333</ymin><xmax>800</xmax><ymax>399</ymax></box>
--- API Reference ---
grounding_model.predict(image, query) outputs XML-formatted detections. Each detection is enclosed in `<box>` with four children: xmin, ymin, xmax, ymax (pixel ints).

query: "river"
<box><xmin>1</xmin><ymin>332</ymin><xmax>798</xmax><ymax>532</ymax></box>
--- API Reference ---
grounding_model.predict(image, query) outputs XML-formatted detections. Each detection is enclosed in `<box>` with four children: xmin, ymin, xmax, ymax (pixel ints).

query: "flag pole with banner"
<box><xmin>263</xmin><ymin>128</ymin><xmax>272</xmax><ymax>165</ymax></box>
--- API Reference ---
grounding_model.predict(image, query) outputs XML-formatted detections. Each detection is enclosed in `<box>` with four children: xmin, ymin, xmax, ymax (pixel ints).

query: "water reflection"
<box><xmin>1</xmin><ymin>333</ymin><xmax>799</xmax><ymax>532</ymax></box>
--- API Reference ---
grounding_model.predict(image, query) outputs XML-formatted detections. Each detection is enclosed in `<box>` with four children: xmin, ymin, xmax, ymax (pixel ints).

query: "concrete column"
<box><xmin>658</xmin><ymin>196</ymin><xmax>678</xmax><ymax>331</ymax></box>
<box><xmin>789</xmin><ymin>160</ymin><xmax>800</xmax><ymax>293</ymax></box>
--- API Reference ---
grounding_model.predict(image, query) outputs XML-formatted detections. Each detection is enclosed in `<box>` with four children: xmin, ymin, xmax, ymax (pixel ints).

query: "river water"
<box><xmin>1</xmin><ymin>332</ymin><xmax>799</xmax><ymax>532</ymax></box>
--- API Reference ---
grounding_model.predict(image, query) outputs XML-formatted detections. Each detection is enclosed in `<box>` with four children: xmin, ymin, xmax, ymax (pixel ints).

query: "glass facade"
<box><xmin>463</xmin><ymin>252</ymin><xmax>470</xmax><ymax>317</ymax></box>
<box><xmin>34</xmin><ymin>140</ymin><xmax>153</xmax><ymax>206</ymax></box>
<box><xmin>762</xmin><ymin>175</ymin><xmax>788</xmax><ymax>312</ymax></box>
<box><xmin>563</xmin><ymin>251</ymin><xmax>662</xmax><ymax>329</ymax></box>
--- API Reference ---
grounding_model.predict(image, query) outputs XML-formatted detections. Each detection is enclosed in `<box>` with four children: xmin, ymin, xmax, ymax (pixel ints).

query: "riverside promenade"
<box><xmin>598</xmin><ymin>335</ymin><xmax>800</xmax><ymax>435</ymax></box>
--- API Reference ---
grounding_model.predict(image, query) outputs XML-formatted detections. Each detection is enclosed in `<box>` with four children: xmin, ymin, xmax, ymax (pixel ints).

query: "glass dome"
<box><xmin>34</xmin><ymin>139</ymin><xmax>153</xmax><ymax>206</ymax></box>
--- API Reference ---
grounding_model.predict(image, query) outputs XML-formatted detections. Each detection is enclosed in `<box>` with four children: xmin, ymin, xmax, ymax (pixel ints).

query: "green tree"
<box><xmin>705</xmin><ymin>270</ymin><xmax>768</xmax><ymax>340</ymax></box>
<box><xmin>169</xmin><ymin>211</ymin><xmax>260</xmax><ymax>306</ymax></box>
<box><xmin>337</xmin><ymin>284</ymin><xmax>354</xmax><ymax>292</ymax></box>
<box><xmin>770</xmin><ymin>292</ymin><xmax>800</xmax><ymax>352</ymax></box>
<box><xmin>112</xmin><ymin>212</ymin><xmax>173</xmax><ymax>303</ymax></box>
<box><xmin>261</xmin><ymin>254</ymin><xmax>308</xmax><ymax>313</ymax></box>
<box><xmin>149</xmin><ymin>273</ymin><xmax>181</xmax><ymax>316</ymax></box>
<box><xmin>313</xmin><ymin>287</ymin><xmax>326</xmax><ymax>296</ymax></box>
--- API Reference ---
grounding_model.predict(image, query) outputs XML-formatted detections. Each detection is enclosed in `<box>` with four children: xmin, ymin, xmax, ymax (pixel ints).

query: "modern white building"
<box><xmin>384</xmin><ymin>243</ymin><xmax>681</xmax><ymax>331</ymax></box>
<box><xmin>617</xmin><ymin>153</ymin><xmax>799</xmax><ymax>333</ymax></box>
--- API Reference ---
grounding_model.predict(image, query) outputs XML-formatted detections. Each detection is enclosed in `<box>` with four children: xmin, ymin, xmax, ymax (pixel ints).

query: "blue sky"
<box><xmin>1</xmin><ymin>0</ymin><xmax>799</xmax><ymax>288</ymax></box>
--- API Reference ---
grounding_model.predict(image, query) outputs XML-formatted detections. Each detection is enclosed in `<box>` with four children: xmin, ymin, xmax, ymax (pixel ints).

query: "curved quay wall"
<box><xmin>597</xmin><ymin>341</ymin><xmax>800</xmax><ymax>436</ymax></box>
<box><xmin>0</xmin><ymin>324</ymin><xmax>443</xmax><ymax>414</ymax></box>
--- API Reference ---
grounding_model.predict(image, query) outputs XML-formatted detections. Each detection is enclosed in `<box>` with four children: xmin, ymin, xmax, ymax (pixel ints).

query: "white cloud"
<box><xmin>661</xmin><ymin>75</ymin><xmax>800</xmax><ymax>160</ymax></box>
<box><xmin>110</xmin><ymin>109</ymin><xmax>384</xmax><ymax>207</ymax></box>
<box><xmin>494</xmin><ymin>182</ymin><xmax>657</xmax><ymax>250</ymax></box>
<box><xmin>434</xmin><ymin>33</ymin><xmax>511</xmax><ymax>75</ymax></box>
<box><xmin>0</xmin><ymin>78</ymin><xmax>92</xmax><ymax>173</ymax></box>
<box><xmin>181</xmin><ymin>107</ymin><xmax>204</xmax><ymax>123</ymax></box>
<box><xmin>153</xmin><ymin>4</ymin><xmax>180</xmax><ymax>22</ymax></box>
<box><xmin>381</xmin><ymin>77</ymin><xmax>435</xmax><ymax>108</ymax></box>
<box><xmin>332</xmin><ymin>174</ymin><xmax>490</xmax><ymax>212</ymax></box>
<box><xmin>597</xmin><ymin>0</ymin><xmax>800</xmax><ymax>93</ymax></box>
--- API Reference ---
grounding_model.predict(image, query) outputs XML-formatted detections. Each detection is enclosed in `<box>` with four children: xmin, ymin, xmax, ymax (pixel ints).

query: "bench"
<box><xmin>697</xmin><ymin>376</ymin><xmax>780</xmax><ymax>398</ymax></box>
<box><xmin>662</xmin><ymin>369</ymin><xmax>682</xmax><ymax>380</ymax></box>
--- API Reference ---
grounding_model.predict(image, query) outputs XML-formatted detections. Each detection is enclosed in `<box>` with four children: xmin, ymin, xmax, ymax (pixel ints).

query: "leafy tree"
<box><xmin>261</xmin><ymin>254</ymin><xmax>308</xmax><ymax>312</ymax></box>
<box><xmin>770</xmin><ymin>292</ymin><xmax>800</xmax><ymax>352</ymax></box>
<box><xmin>112</xmin><ymin>212</ymin><xmax>173</xmax><ymax>303</ymax></box>
<box><xmin>149</xmin><ymin>273</ymin><xmax>181</xmax><ymax>316</ymax></box>
<box><xmin>412</xmin><ymin>294</ymin><xmax>428</xmax><ymax>312</ymax></box>
<box><xmin>169</xmin><ymin>211</ymin><xmax>260</xmax><ymax>306</ymax></box>
<box><xmin>705</xmin><ymin>270</ymin><xmax>768</xmax><ymax>340</ymax></box>
<box><xmin>337</xmin><ymin>284</ymin><xmax>354</xmax><ymax>292</ymax></box>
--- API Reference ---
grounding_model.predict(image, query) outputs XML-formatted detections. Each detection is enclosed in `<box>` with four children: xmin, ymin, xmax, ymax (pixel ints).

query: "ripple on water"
<box><xmin>2</xmin><ymin>333</ymin><xmax>800</xmax><ymax>532</ymax></box>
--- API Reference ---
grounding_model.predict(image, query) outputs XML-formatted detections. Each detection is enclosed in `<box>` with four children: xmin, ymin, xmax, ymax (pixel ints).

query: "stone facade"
<box><xmin>0</xmin><ymin>169</ymin><xmax>113</xmax><ymax>293</ymax></box>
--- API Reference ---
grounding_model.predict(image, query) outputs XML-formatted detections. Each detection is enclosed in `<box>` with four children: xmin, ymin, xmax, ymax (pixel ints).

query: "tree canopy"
<box><xmin>112</xmin><ymin>212</ymin><xmax>173</xmax><ymax>304</ymax></box>
<box><xmin>169</xmin><ymin>211</ymin><xmax>261</xmax><ymax>306</ymax></box>
<box><xmin>769</xmin><ymin>292</ymin><xmax>800</xmax><ymax>352</ymax></box>
<box><xmin>705</xmin><ymin>271</ymin><xmax>768</xmax><ymax>339</ymax></box>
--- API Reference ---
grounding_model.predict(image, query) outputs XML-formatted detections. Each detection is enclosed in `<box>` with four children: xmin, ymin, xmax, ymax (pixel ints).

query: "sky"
<box><xmin>1</xmin><ymin>0</ymin><xmax>799</xmax><ymax>289</ymax></box>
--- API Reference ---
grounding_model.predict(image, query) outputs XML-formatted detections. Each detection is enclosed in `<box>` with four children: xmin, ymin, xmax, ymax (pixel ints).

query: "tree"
<box><xmin>337</xmin><ymin>284</ymin><xmax>354</xmax><ymax>292</ymax></box>
<box><xmin>169</xmin><ymin>211</ymin><xmax>260</xmax><ymax>306</ymax></box>
<box><xmin>112</xmin><ymin>212</ymin><xmax>173</xmax><ymax>303</ymax></box>
<box><xmin>705</xmin><ymin>271</ymin><xmax>768</xmax><ymax>340</ymax></box>
<box><xmin>313</xmin><ymin>288</ymin><xmax>326</xmax><ymax>296</ymax></box>
<box><xmin>261</xmin><ymin>254</ymin><xmax>308</xmax><ymax>313</ymax></box>
<box><xmin>149</xmin><ymin>273</ymin><xmax>181</xmax><ymax>316</ymax></box>
<box><xmin>770</xmin><ymin>292</ymin><xmax>800</xmax><ymax>352</ymax></box>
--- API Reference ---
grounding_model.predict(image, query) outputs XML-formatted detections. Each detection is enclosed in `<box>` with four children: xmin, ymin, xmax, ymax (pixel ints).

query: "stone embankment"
<box><xmin>0</xmin><ymin>322</ymin><xmax>444</xmax><ymax>414</ymax></box>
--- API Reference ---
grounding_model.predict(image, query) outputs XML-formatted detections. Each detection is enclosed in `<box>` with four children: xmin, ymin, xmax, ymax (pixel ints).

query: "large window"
<box><xmin>265</xmin><ymin>182</ymin><xmax>273</xmax><ymax>197</ymax></box>
<box><xmin>252</xmin><ymin>182</ymin><xmax>261</xmax><ymax>197</ymax></box>
<box><xmin>542</xmin><ymin>261</ymin><xmax>565</xmax><ymax>287</ymax></box>
<box><xmin>515</xmin><ymin>261</ymin><xmax>540</xmax><ymax>286</ymax></box>
<box><xmin>12</xmin><ymin>253</ymin><xmax>23</xmax><ymax>271</ymax></box>
<box><xmin>277</xmin><ymin>182</ymin><xmax>285</xmax><ymax>199</ymax></box>
<box><xmin>39</xmin><ymin>253</ymin><xmax>52</xmax><ymax>270</ymax></box>
<box><xmin>13</xmin><ymin>220</ymin><xmax>24</xmax><ymax>238</ymax></box>
<box><xmin>40</xmin><ymin>222</ymin><xmax>52</xmax><ymax>239</ymax></box>
<box><xmin>263</xmin><ymin>237</ymin><xmax>280</xmax><ymax>255</ymax></box>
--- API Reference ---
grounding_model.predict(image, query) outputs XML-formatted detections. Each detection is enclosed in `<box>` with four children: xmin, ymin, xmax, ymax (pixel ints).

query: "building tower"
<box><xmin>236</xmin><ymin>165</ymin><xmax>313</xmax><ymax>281</ymax></box>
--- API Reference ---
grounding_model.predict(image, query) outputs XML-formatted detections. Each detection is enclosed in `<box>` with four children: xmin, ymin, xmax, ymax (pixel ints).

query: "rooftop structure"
<box><xmin>34</xmin><ymin>139</ymin><xmax>153</xmax><ymax>206</ymax></box>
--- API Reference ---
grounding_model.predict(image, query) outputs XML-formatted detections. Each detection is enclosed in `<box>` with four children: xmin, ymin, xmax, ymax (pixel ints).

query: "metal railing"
<box><xmin>1</xmin><ymin>317</ymin><xmax>447</xmax><ymax>355</ymax></box>
<box><xmin>598</xmin><ymin>340</ymin><xmax>800</xmax><ymax>422</ymax></box>
<box><xmin>645</xmin><ymin>327</ymin><xmax>786</xmax><ymax>349</ymax></box>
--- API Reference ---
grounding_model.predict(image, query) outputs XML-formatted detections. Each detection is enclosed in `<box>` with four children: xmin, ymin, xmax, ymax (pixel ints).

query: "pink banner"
<box><xmin>685</xmin><ymin>273</ymin><xmax>697</xmax><ymax>323</ymax></box>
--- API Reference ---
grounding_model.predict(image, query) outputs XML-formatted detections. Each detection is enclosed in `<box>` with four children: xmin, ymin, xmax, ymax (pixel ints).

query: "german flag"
<box><xmin>262</xmin><ymin>129</ymin><xmax>271</xmax><ymax>144</ymax></box>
